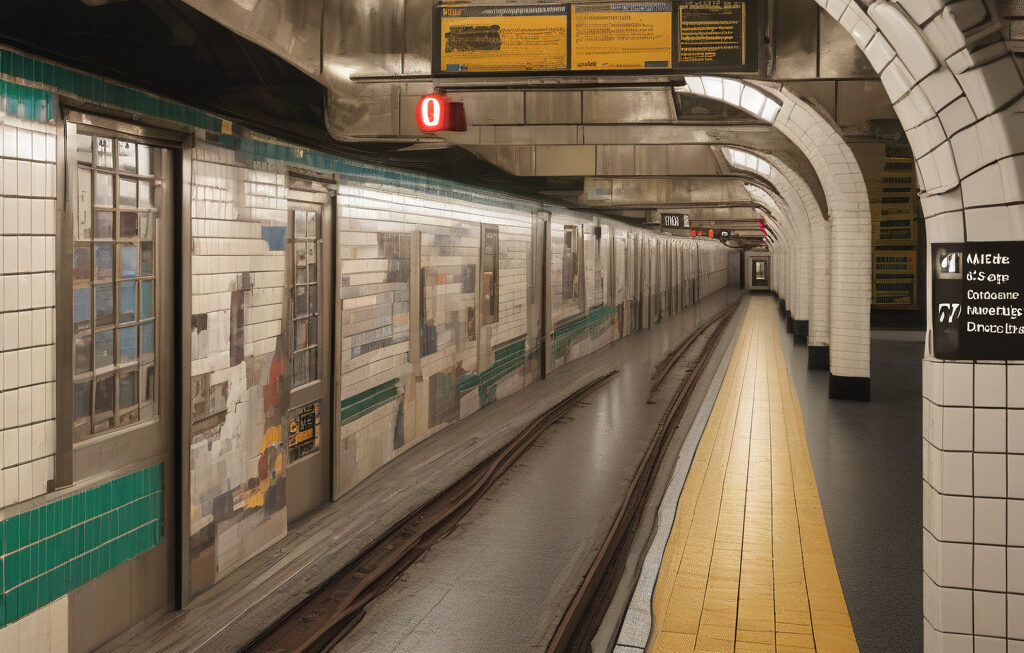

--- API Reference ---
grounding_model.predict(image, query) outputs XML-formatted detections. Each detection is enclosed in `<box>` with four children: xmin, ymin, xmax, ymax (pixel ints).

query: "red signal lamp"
<box><xmin>415</xmin><ymin>93</ymin><xmax>467</xmax><ymax>132</ymax></box>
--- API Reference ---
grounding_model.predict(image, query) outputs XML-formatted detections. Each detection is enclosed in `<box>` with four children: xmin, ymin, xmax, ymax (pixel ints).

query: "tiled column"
<box><xmin>810</xmin><ymin>0</ymin><xmax>1024</xmax><ymax>648</ymax></box>
<box><xmin>752</xmin><ymin>82</ymin><xmax>873</xmax><ymax>399</ymax></box>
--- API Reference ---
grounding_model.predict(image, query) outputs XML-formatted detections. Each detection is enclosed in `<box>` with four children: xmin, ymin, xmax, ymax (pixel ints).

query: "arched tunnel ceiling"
<box><xmin>0</xmin><ymin>0</ymin><xmax>906</xmax><ymax>237</ymax></box>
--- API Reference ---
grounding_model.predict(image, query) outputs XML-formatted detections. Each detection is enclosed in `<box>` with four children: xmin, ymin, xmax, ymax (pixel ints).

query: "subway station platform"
<box><xmin>617</xmin><ymin>295</ymin><xmax>922</xmax><ymax>653</ymax></box>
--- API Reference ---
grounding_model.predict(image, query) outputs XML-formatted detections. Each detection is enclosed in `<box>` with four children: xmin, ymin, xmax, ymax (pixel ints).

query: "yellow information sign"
<box><xmin>439</xmin><ymin>5</ymin><xmax>568</xmax><ymax>73</ymax></box>
<box><xmin>571</xmin><ymin>2</ymin><xmax>672</xmax><ymax>71</ymax></box>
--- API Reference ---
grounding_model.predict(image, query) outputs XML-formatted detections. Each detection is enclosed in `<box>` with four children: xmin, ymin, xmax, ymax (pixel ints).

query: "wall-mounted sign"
<box><xmin>434</xmin><ymin>1</ymin><xmax>759</xmax><ymax>75</ymax></box>
<box><xmin>438</xmin><ymin>5</ymin><xmax>569</xmax><ymax>73</ymax></box>
<box><xmin>932</xmin><ymin>242</ymin><xmax>1024</xmax><ymax>360</ymax></box>
<box><xmin>571</xmin><ymin>2</ymin><xmax>672</xmax><ymax>71</ymax></box>
<box><xmin>661</xmin><ymin>212</ymin><xmax>688</xmax><ymax>228</ymax></box>
<box><xmin>677</xmin><ymin>0</ymin><xmax>757</xmax><ymax>72</ymax></box>
<box><xmin>287</xmin><ymin>401</ymin><xmax>320</xmax><ymax>463</ymax></box>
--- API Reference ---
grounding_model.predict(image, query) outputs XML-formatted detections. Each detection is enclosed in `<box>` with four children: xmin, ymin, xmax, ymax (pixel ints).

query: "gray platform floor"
<box><xmin>780</xmin><ymin>319</ymin><xmax>924</xmax><ymax>652</ymax></box>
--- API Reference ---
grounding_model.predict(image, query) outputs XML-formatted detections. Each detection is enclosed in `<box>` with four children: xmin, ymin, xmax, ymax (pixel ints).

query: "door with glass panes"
<box><xmin>64</xmin><ymin>120</ymin><xmax>178</xmax><ymax>637</ymax></box>
<box><xmin>284</xmin><ymin>179</ymin><xmax>333</xmax><ymax>522</ymax></box>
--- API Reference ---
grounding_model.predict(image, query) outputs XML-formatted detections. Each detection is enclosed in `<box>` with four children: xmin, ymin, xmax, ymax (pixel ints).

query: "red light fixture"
<box><xmin>415</xmin><ymin>93</ymin><xmax>467</xmax><ymax>132</ymax></box>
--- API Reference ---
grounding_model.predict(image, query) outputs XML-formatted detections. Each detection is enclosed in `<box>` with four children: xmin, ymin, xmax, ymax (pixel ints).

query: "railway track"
<box><xmin>243</xmin><ymin>370</ymin><xmax>619</xmax><ymax>653</ymax></box>
<box><xmin>547</xmin><ymin>299</ymin><xmax>740</xmax><ymax>653</ymax></box>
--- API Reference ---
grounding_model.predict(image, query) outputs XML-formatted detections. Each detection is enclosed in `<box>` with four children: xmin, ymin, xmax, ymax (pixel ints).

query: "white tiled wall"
<box><xmin>0</xmin><ymin>114</ymin><xmax>57</xmax><ymax>509</ymax></box>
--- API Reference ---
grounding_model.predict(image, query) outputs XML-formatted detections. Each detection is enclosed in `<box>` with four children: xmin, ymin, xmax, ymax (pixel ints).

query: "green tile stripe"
<box><xmin>0</xmin><ymin>464</ymin><xmax>163</xmax><ymax>627</ymax></box>
<box><xmin>0</xmin><ymin>79</ymin><xmax>52</xmax><ymax>123</ymax></box>
<box><xmin>552</xmin><ymin>305</ymin><xmax>616</xmax><ymax>359</ymax></box>
<box><xmin>476</xmin><ymin>337</ymin><xmax>527</xmax><ymax>407</ymax></box>
<box><xmin>340</xmin><ymin>379</ymin><xmax>401</xmax><ymax>425</ymax></box>
<box><xmin>0</xmin><ymin>47</ymin><xmax>537</xmax><ymax>214</ymax></box>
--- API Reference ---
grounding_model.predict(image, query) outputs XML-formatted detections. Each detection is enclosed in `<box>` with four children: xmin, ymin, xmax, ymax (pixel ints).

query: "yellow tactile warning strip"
<box><xmin>649</xmin><ymin>296</ymin><xmax>858</xmax><ymax>653</ymax></box>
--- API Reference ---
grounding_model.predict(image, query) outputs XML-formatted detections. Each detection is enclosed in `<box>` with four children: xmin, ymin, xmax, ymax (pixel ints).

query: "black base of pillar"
<box><xmin>793</xmin><ymin>320</ymin><xmax>808</xmax><ymax>336</ymax></box>
<box><xmin>807</xmin><ymin>346</ymin><xmax>829</xmax><ymax>370</ymax></box>
<box><xmin>829</xmin><ymin>373</ymin><xmax>871</xmax><ymax>401</ymax></box>
<box><xmin>785</xmin><ymin>314</ymin><xmax>794</xmax><ymax>333</ymax></box>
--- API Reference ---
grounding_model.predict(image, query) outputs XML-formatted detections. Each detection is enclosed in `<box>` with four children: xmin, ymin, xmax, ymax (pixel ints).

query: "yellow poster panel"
<box><xmin>873</xmin><ymin>249</ymin><xmax>917</xmax><ymax>309</ymax></box>
<box><xmin>440</xmin><ymin>5</ymin><xmax>568</xmax><ymax>73</ymax></box>
<box><xmin>571</xmin><ymin>2</ymin><xmax>672</xmax><ymax>71</ymax></box>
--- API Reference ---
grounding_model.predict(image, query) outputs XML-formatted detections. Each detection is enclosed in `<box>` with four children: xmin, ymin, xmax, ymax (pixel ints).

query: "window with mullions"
<box><xmin>71</xmin><ymin>135</ymin><xmax>159</xmax><ymax>439</ymax></box>
<box><xmin>292</xmin><ymin>209</ymin><xmax>320</xmax><ymax>387</ymax></box>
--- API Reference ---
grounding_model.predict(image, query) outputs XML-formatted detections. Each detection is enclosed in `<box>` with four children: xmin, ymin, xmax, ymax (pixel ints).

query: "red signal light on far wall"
<box><xmin>415</xmin><ymin>93</ymin><xmax>467</xmax><ymax>132</ymax></box>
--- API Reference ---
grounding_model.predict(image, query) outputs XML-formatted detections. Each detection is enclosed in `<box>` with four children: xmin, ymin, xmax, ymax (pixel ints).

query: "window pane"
<box><xmin>140</xmin><ymin>321</ymin><xmax>155</xmax><ymax>357</ymax></box>
<box><xmin>137</xmin><ymin>144</ymin><xmax>151</xmax><ymax>176</ymax></box>
<box><xmin>118</xmin><ymin>281</ymin><xmax>136</xmax><ymax>324</ymax></box>
<box><xmin>118</xmin><ymin>177</ymin><xmax>137</xmax><ymax>207</ymax></box>
<box><xmin>308</xmin><ymin>285</ymin><xmax>318</xmax><ymax>315</ymax></box>
<box><xmin>73</xmin><ymin>288</ymin><xmax>91</xmax><ymax>333</ymax></box>
<box><xmin>76</xmin><ymin>168</ymin><xmax>92</xmax><ymax>239</ymax></box>
<box><xmin>73</xmin><ymin>247</ymin><xmax>91</xmax><ymax>283</ymax></box>
<box><xmin>94</xmin><ymin>283</ymin><xmax>114</xmax><ymax>328</ymax></box>
<box><xmin>140</xmin><ymin>242</ymin><xmax>153</xmax><ymax>277</ymax></box>
<box><xmin>118</xmin><ymin>326</ymin><xmax>137</xmax><ymax>362</ymax></box>
<box><xmin>73</xmin><ymin>379</ymin><xmax>92</xmax><ymax>437</ymax></box>
<box><xmin>295</xmin><ymin>285</ymin><xmax>307</xmax><ymax>317</ymax></box>
<box><xmin>117</xmin><ymin>141</ymin><xmax>137</xmax><ymax>173</ymax></box>
<box><xmin>94</xmin><ymin>210</ymin><xmax>114</xmax><ymax>239</ymax></box>
<box><xmin>95</xmin><ymin>137</ymin><xmax>113</xmax><ymax>169</ymax></box>
<box><xmin>138</xmin><ymin>213</ymin><xmax>152</xmax><ymax>240</ymax></box>
<box><xmin>294</xmin><ymin>319</ymin><xmax>307</xmax><ymax>349</ymax></box>
<box><xmin>143</xmin><ymin>364</ymin><xmax>155</xmax><ymax>403</ymax></box>
<box><xmin>295</xmin><ymin>242</ymin><xmax>307</xmax><ymax>284</ymax></box>
<box><xmin>307</xmin><ymin>213</ymin><xmax>316</xmax><ymax>238</ymax></box>
<box><xmin>94</xmin><ymin>374</ymin><xmax>114</xmax><ymax>432</ymax></box>
<box><xmin>74</xmin><ymin>335</ymin><xmax>92</xmax><ymax>375</ymax></box>
<box><xmin>139</xmin><ymin>280</ymin><xmax>152</xmax><ymax>319</ymax></box>
<box><xmin>95</xmin><ymin>172</ymin><xmax>113</xmax><ymax>206</ymax></box>
<box><xmin>308</xmin><ymin>315</ymin><xmax>318</xmax><ymax>347</ymax></box>
<box><xmin>307</xmin><ymin>243</ymin><xmax>317</xmax><ymax>282</ymax></box>
<box><xmin>119</xmin><ymin>245</ymin><xmax>137</xmax><ymax>278</ymax></box>
<box><xmin>95</xmin><ymin>245</ymin><xmax>113</xmax><ymax>281</ymax></box>
<box><xmin>94</xmin><ymin>329</ymin><xmax>114</xmax><ymax>368</ymax></box>
<box><xmin>294</xmin><ymin>212</ymin><xmax>306</xmax><ymax>238</ymax></box>
<box><xmin>292</xmin><ymin>349</ymin><xmax>308</xmax><ymax>387</ymax></box>
<box><xmin>119</xmin><ymin>211</ymin><xmax>138</xmax><ymax>238</ymax></box>
<box><xmin>138</xmin><ymin>180</ymin><xmax>152</xmax><ymax>208</ymax></box>
<box><xmin>118</xmin><ymin>370</ymin><xmax>138</xmax><ymax>410</ymax></box>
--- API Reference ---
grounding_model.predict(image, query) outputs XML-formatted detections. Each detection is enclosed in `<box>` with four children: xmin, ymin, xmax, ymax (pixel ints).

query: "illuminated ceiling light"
<box><xmin>675</xmin><ymin>76</ymin><xmax>782</xmax><ymax>124</ymax></box>
<box><xmin>722</xmin><ymin>146</ymin><xmax>774</xmax><ymax>179</ymax></box>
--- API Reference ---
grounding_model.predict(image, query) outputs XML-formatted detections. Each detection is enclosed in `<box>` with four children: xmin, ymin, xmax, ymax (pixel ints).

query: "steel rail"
<box><xmin>648</xmin><ymin>300</ymin><xmax>742</xmax><ymax>403</ymax></box>
<box><xmin>243</xmin><ymin>370</ymin><xmax>619</xmax><ymax>653</ymax></box>
<box><xmin>547</xmin><ymin>301</ymin><xmax>740</xmax><ymax>653</ymax></box>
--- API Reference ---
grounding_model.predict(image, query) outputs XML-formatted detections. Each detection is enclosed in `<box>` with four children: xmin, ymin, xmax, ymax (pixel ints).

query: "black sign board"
<box><xmin>676</xmin><ymin>0</ymin><xmax>758</xmax><ymax>72</ymax></box>
<box><xmin>932</xmin><ymin>242</ymin><xmax>1024</xmax><ymax>360</ymax></box>
<box><xmin>661</xmin><ymin>213</ymin><xmax>688</xmax><ymax>228</ymax></box>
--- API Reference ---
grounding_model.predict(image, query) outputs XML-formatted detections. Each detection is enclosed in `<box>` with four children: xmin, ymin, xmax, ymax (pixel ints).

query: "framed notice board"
<box><xmin>676</xmin><ymin>0</ymin><xmax>759</xmax><ymax>72</ymax></box>
<box><xmin>932</xmin><ymin>242</ymin><xmax>1024</xmax><ymax>360</ymax></box>
<box><xmin>433</xmin><ymin>1</ymin><xmax>761</xmax><ymax>76</ymax></box>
